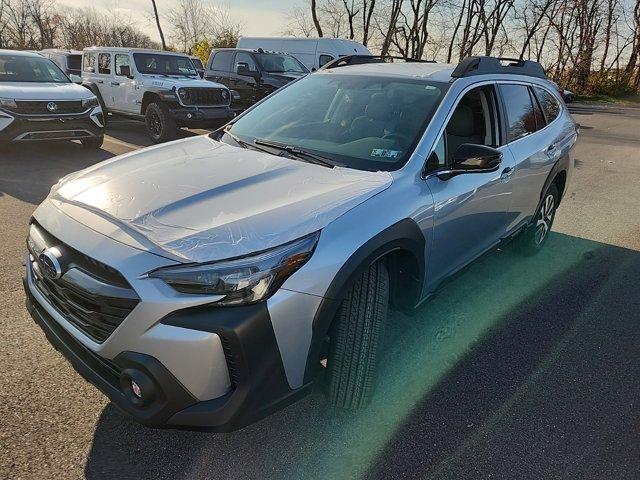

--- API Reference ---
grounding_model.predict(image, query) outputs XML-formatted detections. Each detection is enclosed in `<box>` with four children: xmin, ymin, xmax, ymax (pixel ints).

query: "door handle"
<box><xmin>501</xmin><ymin>167</ymin><xmax>514</xmax><ymax>181</ymax></box>
<box><xmin>111</xmin><ymin>82</ymin><xmax>120</xmax><ymax>86</ymax></box>
<box><xmin>546</xmin><ymin>144</ymin><xmax>556</xmax><ymax>153</ymax></box>
<box><xmin>96</xmin><ymin>80</ymin><xmax>103</xmax><ymax>84</ymax></box>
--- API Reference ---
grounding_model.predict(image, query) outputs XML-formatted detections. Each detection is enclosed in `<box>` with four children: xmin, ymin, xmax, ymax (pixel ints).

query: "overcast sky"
<box><xmin>59</xmin><ymin>0</ymin><xmax>300</xmax><ymax>43</ymax></box>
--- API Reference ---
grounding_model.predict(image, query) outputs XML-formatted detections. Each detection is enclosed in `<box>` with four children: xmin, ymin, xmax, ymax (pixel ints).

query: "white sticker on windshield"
<box><xmin>371</xmin><ymin>149</ymin><xmax>402</xmax><ymax>159</ymax></box>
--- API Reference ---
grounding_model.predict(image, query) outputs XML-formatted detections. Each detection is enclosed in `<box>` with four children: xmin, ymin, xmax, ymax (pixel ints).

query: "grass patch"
<box><xmin>576</xmin><ymin>94</ymin><xmax>640</xmax><ymax>104</ymax></box>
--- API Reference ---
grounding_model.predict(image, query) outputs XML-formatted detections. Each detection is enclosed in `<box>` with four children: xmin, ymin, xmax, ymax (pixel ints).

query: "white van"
<box><xmin>236</xmin><ymin>37</ymin><xmax>371</xmax><ymax>71</ymax></box>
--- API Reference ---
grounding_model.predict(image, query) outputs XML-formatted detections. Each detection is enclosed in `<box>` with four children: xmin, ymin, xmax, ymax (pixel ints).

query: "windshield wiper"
<box><xmin>222</xmin><ymin>128</ymin><xmax>275</xmax><ymax>155</ymax></box>
<box><xmin>254</xmin><ymin>138</ymin><xmax>336</xmax><ymax>168</ymax></box>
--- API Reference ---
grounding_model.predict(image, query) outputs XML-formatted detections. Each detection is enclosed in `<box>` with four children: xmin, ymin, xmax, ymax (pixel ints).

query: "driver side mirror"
<box><xmin>452</xmin><ymin>143</ymin><xmax>502</xmax><ymax>171</ymax></box>
<box><xmin>118</xmin><ymin>65</ymin><xmax>133</xmax><ymax>79</ymax></box>
<box><xmin>236</xmin><ymin>62</ymin><xmax>260</xmax><ymax>80</ymax></box>
<box><xmin>435</xmin><ymin>144</ymin><xmax>502</xmax><ymax>180</ymax></box>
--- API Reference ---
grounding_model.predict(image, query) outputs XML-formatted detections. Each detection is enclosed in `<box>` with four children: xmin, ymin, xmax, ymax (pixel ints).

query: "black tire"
<box><xmin>326</xmin><ymin>261</ymin><xmax>389</xmax><ymax>410</ymax></box>
<box><xmin>80</xmin><ymin>135</ymin><xmax>104</xmax><ymax>150</ymax></box>
<box><xmin>145</xmin><ymin>102</ymin><xmax>177</xmax><ymax>144</ymax></box>
<box><xmin>517</xmin><ymin>182</ymin><xmax>559</xmax><ymax>255</ymax></box>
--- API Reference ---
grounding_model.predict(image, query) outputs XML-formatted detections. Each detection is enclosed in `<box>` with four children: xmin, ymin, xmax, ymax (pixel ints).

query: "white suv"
<box><xmin>0</xmin><ymin>50</ymin><xmax>104</xmax><ymax>148</ymax></box>
<box><xmin>81</xmin><ymin>47</ymin><xmax>234</xmax><ymax>143</ymax></box>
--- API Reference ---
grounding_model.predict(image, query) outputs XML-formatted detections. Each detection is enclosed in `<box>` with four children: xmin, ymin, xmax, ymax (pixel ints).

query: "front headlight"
<box><xmin>0</xmin><ymin>98</ymin><xmax>17</xmax><ymax>109</ymax></box>
<box><xmin>148</xmin><ymin>232</ymin><xmax>320</xmax><ymax>305</ymax></box>
<box><xmin>82</xmin><ymin>96</ymin><xmax>99</xmax><ymax>109</ymax></box>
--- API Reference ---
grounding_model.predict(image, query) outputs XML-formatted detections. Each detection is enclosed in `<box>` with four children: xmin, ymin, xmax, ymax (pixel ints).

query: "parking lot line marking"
<box><xmin>105</xmin><ymin>137</ymin><xmax>142</xmax><ymax>151</ymax></box>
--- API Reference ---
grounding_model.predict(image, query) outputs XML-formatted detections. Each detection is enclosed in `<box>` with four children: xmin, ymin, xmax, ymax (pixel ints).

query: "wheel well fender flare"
<box><xmin>82</xmin><ymin>82</ymin><xmax>105</xmax><ymax>105</ymax></box>
<box><xmin>302</xmin><ymin>218</ymin><xmax>426</xmax><ymax>383</ymax></box>
<box><xmin>141</xmin><ymin>89</ymin><xmax>177</xmax><ymax>114</ymax></box>
<box><xmin>539</xmin><ymin>152</ymin><xmax>570</xmax><ymax>210</ymax></box>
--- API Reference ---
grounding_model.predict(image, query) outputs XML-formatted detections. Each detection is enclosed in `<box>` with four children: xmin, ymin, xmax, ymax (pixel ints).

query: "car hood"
<box><xmin>50</xmin><ymin>135</ymin><xmax>393</xmax><ymax>263</ymax></box>
<box><xmin>264</xmin><ymin>72</ymin><xmax>307</xmax><ymax>82</ymax></box>
<box><xmin>0</xmin><ymin>82</ymin><xmax>94</xmax><ymax>100</ymax></box>
<box><xmin>139</xmin><ymin>75</ymin><xmax>226</xmax><ymax>90</ymax></box>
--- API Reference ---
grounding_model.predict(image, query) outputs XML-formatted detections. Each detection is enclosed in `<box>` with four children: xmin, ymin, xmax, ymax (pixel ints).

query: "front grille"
<box><xmin>10</xmin><ymin>100</ymin><xmax>86</xmax><ymax>115</ymax></box>
<box><xmin>27</xmin><ymin>222</ymin><xmax>139</xmax><ymax>343</ymax></box>
<box><xmin>178</xmin><ymin>88</ymin><xmax>229</xmax><ymax>107</ymax></box>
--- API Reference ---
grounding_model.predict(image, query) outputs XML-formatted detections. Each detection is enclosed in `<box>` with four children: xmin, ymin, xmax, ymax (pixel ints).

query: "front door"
<box><xmin>230</xmin><ymin>52</ymin><xmax>260</xmax><ymax>110</ymax></box>
<box><xmin>425</xmin><ymin>84</ymin><xmax>516</xmax><ymax>288</ymax></box>
<box><xmin>112</xmin><ymin>53</ymin><xmax>138</xmax><ymax>115</ymax></box>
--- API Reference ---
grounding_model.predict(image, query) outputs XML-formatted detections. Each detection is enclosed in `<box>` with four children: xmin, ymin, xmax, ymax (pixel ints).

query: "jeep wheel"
<box><xmin>326</xmin><ymin>260</ymin><xmax>389</xmax><ymax>410</ymax></box>
<box><xmin>517</xmin><ymin>183</ymin><xmax>559</xmax><ymax>255</ymax></box>
<box><xmin>80</xmin><ymin>135</ymin><xmax>104</xmax><ymax>150</ymax></box>
<box><xmin>145</xmin><ymin>102</ymin><xmax>177</xmax><ymax>144</ymax></box>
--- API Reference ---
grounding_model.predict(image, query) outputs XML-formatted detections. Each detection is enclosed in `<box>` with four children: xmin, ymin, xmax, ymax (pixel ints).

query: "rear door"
<box><xmin>498</xmin><ymin>83</ymin><xmax>560</xmax><ymax>231</ymax></box>
<box><xmin>94</xmin><ymin>52</ymin><xmax>116</xmax><ymax>109</ymax></box>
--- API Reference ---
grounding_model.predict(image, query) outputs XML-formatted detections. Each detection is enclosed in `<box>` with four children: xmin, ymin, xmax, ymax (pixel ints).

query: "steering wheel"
<box><xmin>382</xmin><ymin>132</ymin><xmax>412</xmax><ymax>145</ymax></box>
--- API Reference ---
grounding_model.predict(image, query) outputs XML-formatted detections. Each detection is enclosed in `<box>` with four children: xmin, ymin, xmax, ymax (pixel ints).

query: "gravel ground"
<box><xmin>0</xmin><ymin>107</ymin><xmax>639</xmax><ymax>480</ymax></box>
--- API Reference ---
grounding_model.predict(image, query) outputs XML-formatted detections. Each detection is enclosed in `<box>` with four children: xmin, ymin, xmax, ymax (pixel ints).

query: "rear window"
<box><xmin>534</xmin><ymin>87</ymin><xmax>561</xmax><ymax>123</ymax></box>
<box><xmin>210</xmin><ymin>51</ymin><xmax>233</xmax><ymax>71</ymax></box>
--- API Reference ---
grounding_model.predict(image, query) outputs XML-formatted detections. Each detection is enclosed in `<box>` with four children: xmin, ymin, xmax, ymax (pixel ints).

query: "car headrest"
<box><xmin>365</xmin><ymin>93</ymin><xmax>388</xmax><ymax>121</ymax></box>
<box><xmin>447</xmin><ymin>104</ymin><xmax>476</xmax><ymax>137</ymax></box>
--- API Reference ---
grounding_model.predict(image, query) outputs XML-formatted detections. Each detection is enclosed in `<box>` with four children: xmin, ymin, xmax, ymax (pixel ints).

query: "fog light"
<box><xmin>131</xmin><ymin>380</ymin><xmax>142</xmax><ymax>398</ymax></box>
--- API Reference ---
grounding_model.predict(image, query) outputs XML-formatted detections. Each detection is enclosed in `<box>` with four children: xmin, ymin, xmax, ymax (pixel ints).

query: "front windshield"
<box><xmin>0</xmin><ymin>55</ymin><xmax>69</xmax><ymax>83</ymax></box>
<box><xmin>255</xmin><ymin>53</ymin><xmax>308</xmax><ymax>74</ymax></box>
<box><xmin>223</xmin><ymin>73</ymin><xmax>446</xmax><ymax>171</ymax></box>
<box><xmin>133</xmin><ymin>53</ymin><xmax>197</xmax><ymax>76</ymax></box>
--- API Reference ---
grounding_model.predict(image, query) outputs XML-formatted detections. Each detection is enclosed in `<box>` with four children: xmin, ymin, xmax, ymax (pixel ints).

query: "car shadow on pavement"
<box><xmin>106</xmin><ymin>118</ymin><xmax>203</xmax><ymax>149</ymax></box>
<box><xmin>84</xmin><ymin>232</ymin><xmax>640</xmax><ymax>480</ymax></box>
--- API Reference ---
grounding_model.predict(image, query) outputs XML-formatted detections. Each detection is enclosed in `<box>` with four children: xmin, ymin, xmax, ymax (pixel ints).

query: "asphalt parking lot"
<box><xmin>1</xmin><ymin>106</ymin><xmax>639</xmax><ymax>480</ymax></box>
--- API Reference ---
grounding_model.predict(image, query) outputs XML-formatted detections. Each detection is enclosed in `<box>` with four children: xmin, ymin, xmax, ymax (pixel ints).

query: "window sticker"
<box><xmin>371</xmin><ymin>148</ymin><xmax>403</xmax><ymax>159</ymax></box>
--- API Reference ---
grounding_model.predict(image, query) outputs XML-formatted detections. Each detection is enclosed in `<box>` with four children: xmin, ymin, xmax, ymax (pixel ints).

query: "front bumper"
<box><xmin>24</xmin><ymin>281</ymin><xmax>310</xmax><ymax>430</ymax></box>
<box><xmin>169</xmin><ymin>105</ymin><xmax>235</xmax><ymax>128</ymax></box>
<box><xmin>0</xmin><ymin>107</ymin><xmax>105</xmax><ymax>142</ymax></box>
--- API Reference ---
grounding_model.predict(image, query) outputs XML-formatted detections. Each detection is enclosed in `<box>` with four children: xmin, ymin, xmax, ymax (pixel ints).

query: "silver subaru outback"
<box><xmin>24</xmin><ymin>56</ymin><xmax>577</xmax><ymax>431</ymax></box>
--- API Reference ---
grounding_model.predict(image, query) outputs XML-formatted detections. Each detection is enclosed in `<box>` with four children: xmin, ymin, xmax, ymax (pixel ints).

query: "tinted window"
<box><xmin>98</xmin><ymin>53</ymin><xmax>111</xmax><ymax>75</ymax></box>
<box><xmin>531</xmin><ymin>88</ymin><xmax>545</xmax><ymax>130</ymax></box>
<box><xmin>255</xmin><ymin>53</ymin><xmax>308</xmax><ymax>74</ymax></box>
<box><xmin>67</xmin><ymin>55</ymin><xmax>82</xmax><ymax>71</ymax></box>
<box><xmin>225</xmin><ymin>74</ymin><xmax>447</xmax><ymax>172</ymax></box>
<box><xmin>319</xmin><ymin>54</ymin><xmax>334</xmax><ymax>67</ymax></box>
<box><xmin>83</xmin><ymin>53</ymin><xmax>96</xmax><ymax>73</ymax></box>
<box><xmin>0</xmin><ymin>55</ymin><xmax>69</xmax><ymax>83</ymax></box>
<box><xmin>534</xmin><ymin>86</ymin><xmax>561</xmax><ymax>123</ymax></box>
<box><xmin>499</xmin><ymin>84</ymin><xmax>537</xmax><ymax>141</ymax></box>
<box><xmin>210</xmin><ymin>51</ymin><xmax>233</xmax><ymax>71</ymax></box>
<box><xmin>235</xmin><ymin>52</ymin><xmax>257</xmax><ymax>72</ymax></box>
<box><xmin>115</xmin><ymin>54</ymin><xmax>130</xmax><ymax>76</ymax></box>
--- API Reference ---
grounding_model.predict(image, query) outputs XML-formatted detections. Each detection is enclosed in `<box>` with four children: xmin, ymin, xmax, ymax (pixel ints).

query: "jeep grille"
<box><xmin>178</xmin><ymin>88</ymin><xmax>230</xmax><ymax>107</ymax></box>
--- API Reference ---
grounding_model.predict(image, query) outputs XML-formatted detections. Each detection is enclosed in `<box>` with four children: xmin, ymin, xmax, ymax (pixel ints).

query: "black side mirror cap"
<box><xmin>452</xmin><ymin>143</ymin><xmax>502</xmax><ymax>172</ymax></box>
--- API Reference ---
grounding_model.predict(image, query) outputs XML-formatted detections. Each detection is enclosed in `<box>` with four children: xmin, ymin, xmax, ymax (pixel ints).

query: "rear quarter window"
<box><xmin>83</xmin><ymin>53</ymin><xmax>96</xmax><ymax>73</ymax></box>
<box><xmin>534</xmin><ymin>86</ymin><xmax>561</xmax><ymax>123</ymax></box>
<box><xmin>210</xmin><ymin>51</ymin><xmax>233</xmax><ymax>71</ymax></box>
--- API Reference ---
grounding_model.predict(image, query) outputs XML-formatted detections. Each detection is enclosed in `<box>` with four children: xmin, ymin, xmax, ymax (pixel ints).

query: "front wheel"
<box><xmin>80</xmin><ymin>135</ymin><xmax>104</xmax><ymax>150</ymax></box>
<box><xmin>326</xmin><ymin>260</ymin><xmax>389</xmax><ymax>410</ymax></box>
<box><xmin>145</xmin><ymin>102</ymin><xmax>177</xmax><ymax>144</ymax></box>
<box><xmin>517</xmin><ymin>183</ymin><xmax>559</xmax><ymax>255</ymax></box>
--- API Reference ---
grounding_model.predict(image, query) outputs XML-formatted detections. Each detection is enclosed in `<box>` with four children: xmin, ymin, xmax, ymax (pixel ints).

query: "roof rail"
<box><xmin>451</xmin><ymin>56</ymin><xmax>546</xmax><ymax>79</ymax></box>
<box><xmin>319</xmin><ymin>54</ymin><xmax>435</xmax><ymax>71</ymax></box>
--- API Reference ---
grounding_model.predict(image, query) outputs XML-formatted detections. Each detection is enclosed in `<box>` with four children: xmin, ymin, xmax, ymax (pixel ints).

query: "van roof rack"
<box><xmin>452</xmin><ymin>56</ymin><xmax>546</xmax><ymax>79</ymax></box>
<box><xmin>320</xmin><ymin>55</ymin><xmax>435</xmax><ymax>70</ymax></box>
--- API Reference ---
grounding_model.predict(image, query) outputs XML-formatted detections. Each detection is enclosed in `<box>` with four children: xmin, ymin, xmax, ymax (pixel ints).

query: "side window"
<box><xmin>234</xmin><ymin>52</ymin><xmax>257</xmax><ymax>73</ymax></box>
<box><xmin>499</xmin><ymin>84</ymin><xmax>537</xmax><ymax>141</ymax></box>
<box><xmin>114</xmin><ymin>54</ymin><xmax>131</xmax><ymax>76</ymax></box>
<box><xmin>83</xmin><ymin>53</ymin><xmax>96</xmax><ymax>73</ymax></box>
<box><xmin>210</xmin><ymin>51</ymin><xmax>233</xmax><ymax>71</ymax></box>
<box><xmin>444</xmin><ymin>85</ymin><xmax>501</xmax><ymax>163</ymax></box>
<box><xmin>98</xmin><ymin>53</ymin><xmax>111</xmax><ymax>75</ymax></box>
<box><xmin>319</xmin><ymin>54</ymin><xmax>334</xmax><ymax>67</ymax></box>
<box><xmin>534</xmin><ymin>86</ymin><xmax>561</xmax><ymax>123</ymax></box>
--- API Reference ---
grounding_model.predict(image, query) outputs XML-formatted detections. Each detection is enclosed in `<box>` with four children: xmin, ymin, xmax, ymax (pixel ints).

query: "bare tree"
<box><xmin>151</xmin><ymin>0</ymin><xmax>167</xmax><ymax>50</ymax></box>
<box><xmin>312</xmin><ymin>0</ymin><xmax>324</xmax><ymax>36</ymax></box>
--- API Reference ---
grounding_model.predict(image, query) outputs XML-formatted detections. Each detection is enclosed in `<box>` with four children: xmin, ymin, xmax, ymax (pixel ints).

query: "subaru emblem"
<box><xmin>38</xmin><ymin>247</ymin><xmax>63</xmax><ymax>279</ymax></box>
<box><xmin>46</xmin><ymin>102</ymin><xmax>58</xmax><ymax>112</ymax></box>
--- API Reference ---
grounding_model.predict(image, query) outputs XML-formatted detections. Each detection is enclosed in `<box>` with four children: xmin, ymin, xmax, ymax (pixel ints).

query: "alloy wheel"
<box><xmin>535</xmin><ymin>193</ymin><xmax>555</xmax><ymax>245</ymax></box>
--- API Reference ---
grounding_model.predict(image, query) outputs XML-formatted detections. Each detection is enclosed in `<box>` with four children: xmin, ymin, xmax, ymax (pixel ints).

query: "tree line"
<box><xmin>286</xmin><ymin>0</ymin><xmax>640</xmax><ymax>95</ymax></box>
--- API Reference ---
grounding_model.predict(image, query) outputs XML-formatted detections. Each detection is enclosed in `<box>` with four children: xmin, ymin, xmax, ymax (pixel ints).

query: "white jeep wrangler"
<box><xmin>81</xmin><ymin>47</ymin><xmax>235</xmax><ymax>143</ymax></box>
